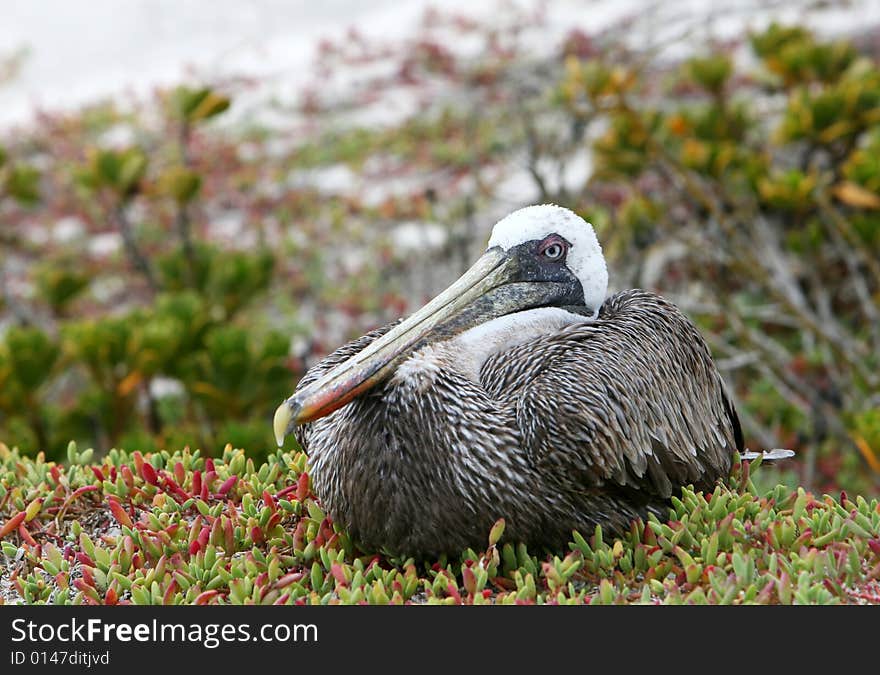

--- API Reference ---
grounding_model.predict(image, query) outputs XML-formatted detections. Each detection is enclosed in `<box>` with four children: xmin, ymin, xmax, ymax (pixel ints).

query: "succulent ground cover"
<box><xmin>1</xmin><ymin>441</ymin><xmax>878</xmax><ymax>605</ymax></box>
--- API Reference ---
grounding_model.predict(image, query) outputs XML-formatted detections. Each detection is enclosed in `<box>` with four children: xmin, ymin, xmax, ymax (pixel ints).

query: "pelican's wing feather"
<box><xmin>482</xmin><ymin>289</ymin><xmax>742</xmax><ymax>500</ymax></box>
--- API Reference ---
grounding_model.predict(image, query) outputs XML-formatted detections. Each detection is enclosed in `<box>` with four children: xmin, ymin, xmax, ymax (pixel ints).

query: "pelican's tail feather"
<box><xmin>741</xmin><ymin>448</ymin><xmax>795</xmax><ymax>461</ymax></box>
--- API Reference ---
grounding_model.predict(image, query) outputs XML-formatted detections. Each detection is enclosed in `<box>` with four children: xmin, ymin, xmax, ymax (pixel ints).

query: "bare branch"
<box><xmin>113</xmin><ymin>204</ymin><xmax>158</xmax><ymax>292</ymax></box>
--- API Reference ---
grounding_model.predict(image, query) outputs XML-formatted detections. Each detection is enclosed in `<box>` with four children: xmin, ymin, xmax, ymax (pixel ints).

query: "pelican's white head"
<box><xmin>487</xmin><ymin>204</ymin><xmax>608</xmax><ymax>317</ymax></box>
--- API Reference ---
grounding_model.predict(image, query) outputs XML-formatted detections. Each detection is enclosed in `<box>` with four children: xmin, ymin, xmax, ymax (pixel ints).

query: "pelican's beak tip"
<box><xmin>273</xmin><ymin>399</ymin><xmax>295</xmax><ymax>448</ymax></box>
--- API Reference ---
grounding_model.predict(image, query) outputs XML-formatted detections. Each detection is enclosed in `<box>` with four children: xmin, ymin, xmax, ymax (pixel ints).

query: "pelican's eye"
<box><xmin>539</xmin><ymin>236</ymin><xmax>568</xmax><ymax>262</ymax></box>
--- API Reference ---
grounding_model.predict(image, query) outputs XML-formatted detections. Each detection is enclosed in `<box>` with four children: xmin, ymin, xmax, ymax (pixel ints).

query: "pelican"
<box><xmin>273</xmin><ymin>204</ymin><xmax>746</xmax><ymax>556</ymax></box>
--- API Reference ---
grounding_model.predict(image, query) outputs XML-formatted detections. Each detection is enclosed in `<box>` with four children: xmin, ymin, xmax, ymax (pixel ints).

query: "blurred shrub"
<box><xmin>34</xmin><ymin>262</ymin><xmax>89</xmax><ymax>317</ymax></box>
<box><xmin>0</xmin><ymin>85</ymin><xmax>294</xmax><ymax>462</ymax></box>
<box><xmin>0</xmin><ymin>8</ymin><xmax>878</xmax><ymax>498</ymax></box>
<box><xmin>560</xmin><ymin>22</ymin><xmax>880</xmax><ymax>494</ymax></box>
<box><xmin>0</xmin><ymin>146</ymin><xmax>40</xmax><ymax>205</ymax></box>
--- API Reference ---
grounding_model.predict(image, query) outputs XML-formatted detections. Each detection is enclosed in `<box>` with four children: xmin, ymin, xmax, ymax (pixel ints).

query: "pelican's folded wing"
<box><xmin>485</xmin><ymin>289</ymin><xmax>742</xmax><ymax>501</ymax></box>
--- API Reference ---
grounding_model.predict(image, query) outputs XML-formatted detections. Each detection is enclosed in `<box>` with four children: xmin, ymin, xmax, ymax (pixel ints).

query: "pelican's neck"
<box><xmin>388</xmin><ymin>306</ymin><xmax>592</xmax><ymax>392</ymax></box>
<box><xmin>447</xmin><ymin>307</ymin><xmax>592</xmax><ymax>382</ymax></box>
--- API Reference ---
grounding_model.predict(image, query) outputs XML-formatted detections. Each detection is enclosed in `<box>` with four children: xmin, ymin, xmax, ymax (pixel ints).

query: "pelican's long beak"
<box><xmin>273</xmin><ymin>245</ymin><xmax>580</xmax><ymax>446</ymax></box>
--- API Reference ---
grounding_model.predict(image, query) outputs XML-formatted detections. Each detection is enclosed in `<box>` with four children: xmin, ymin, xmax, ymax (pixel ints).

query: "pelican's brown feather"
<box><xmin>481</xmin><ymin>289</ymin><xmax>741</xmax><ymax>502</ymax></box>
<box><xmin>291</xmin><ymin>290</ymin><xmax>741</xmax><ymax>556</ymax></box>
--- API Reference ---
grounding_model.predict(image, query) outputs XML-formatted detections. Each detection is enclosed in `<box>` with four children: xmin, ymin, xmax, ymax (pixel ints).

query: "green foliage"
<box><xmin>593</xmin><ymin>111</ymin><xmax>660</xmax><ymax>178</ymax></box>
<box><xmin>751</xmin><ymin>23</ymin><xmax>857</xmax><ymax>85</ymax></box>
<box><xmin>157</xmin><ymin>245</ymin><xmax>275</xmax><ymax>318</ymax></box>
<box><xmin>685</xmin><ymin>55</ymin><xmax>733</xmax><ymax>95</ymax></box>
<box><xmin>0</xmin><ymin>327</ymin><xmax>59</xmax><ymax>399</ymax></box>
<box><xmin>157</xmin><ymin>165</ymin><xmax>202</xmax><ymax>204</ymax></box>
<box><xmin>0</xmin><ymin>79</ymin><xmax>292</xmax><ymax>461</ymax></box>
<box><xmin>44</xmin><ymin>281</ymin><xmax>285</xmax><ymax>457</ymax></box>
<box><xmin>1</xmin><ymin>444</ymin><xmax>878</xmax><ymax>605</ymax></box>
<box><xmin>0</xmin><ymin>244</ymin><xmax>283</xmax><ymax>460</ymax></box>
<box><xmin>78</xmin><ymin>147</ymin><xmax>148</xmax><ymax>198</ymax></box>
<box><xmin>64</xmin><ymin>316</ymin><xmax>136</xmax><ymax>387</ymax></box>
<box><xmin>2</xmin><ymin>164</ymin><xmax>41</xmax><ymax>205</ymax></box>
<box><xmin>0</xmin><ymin>145</ymin><xmax>40</xmax><ymax>205</ymax></box>
<box><xmin>34</xmin><ymin>262</ymin><xmax>89</xmax><ymax>316</ymax></box>
<box><xmin>843</xmin><ymin>128</ymin><xmax>880</xmax><ymax>192</ymax></box>
<box><xmin>757</xmin><ymin>169</ymin><xmax>817</xmax><ymax>211</ymax></box>
<box><xmin>0</xmin><ymin>328</ymin><xmax>59</xmax><ymax>454</ymax></box>
<box><xmin>169</xmin><ymin>86</ymin><xmax>231</xmax><ymax>124</ymax></box>
<box><xmin>180</xmin><ymin>325</ymin><xmax>290</xmax><ymax>420</ymax></box>
<box><xmin>778</xmin><ymin>63</ymin><xmax>880</xmax><ymax>145</ymax></box>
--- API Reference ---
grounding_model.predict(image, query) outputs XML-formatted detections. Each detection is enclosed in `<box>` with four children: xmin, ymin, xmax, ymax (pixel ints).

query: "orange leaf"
<box><xmin>117</xmin><ymin>370</ymin><xmax>143</xmax><ymax>397</ymax></box>
<box><xmin>0</xmin><ymin>512</ymin><xmax>26</xmax><ymax>539</ymax></box>
<box><xmin>108</xmin><ymin>498</ymin><xmax>133</xmax><ymax>528</ymax></box>
<box><xmin>833</xmin><ymin>182</ymin><xmax>880</xmax><ymax>210</ymax></box>
<box><xmin>189</xmin><ymin>382</ymin><xmax>225</xmax><ymax>400</ymax></box>
<box><xmin>854</xmin><ymin>435</ymin><xmax>880</xmax><ymax>474</ymax></box>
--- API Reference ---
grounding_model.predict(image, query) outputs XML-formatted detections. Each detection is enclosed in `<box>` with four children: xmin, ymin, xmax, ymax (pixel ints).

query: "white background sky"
<box><xmin>2</xmin><ymin>0</ymin><xmax>878</xmax><ymax>128</ymax></box>
<box><xmin>0</xmin><ymin>0</ymin><xmax>480</xmax><ymax>126</ymax></box>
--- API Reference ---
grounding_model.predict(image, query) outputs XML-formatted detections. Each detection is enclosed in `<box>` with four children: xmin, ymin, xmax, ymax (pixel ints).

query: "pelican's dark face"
<box><xmin>274</xmin><ymin>204</ymin><xmax>608</xmax><ymax>443</ymax></box>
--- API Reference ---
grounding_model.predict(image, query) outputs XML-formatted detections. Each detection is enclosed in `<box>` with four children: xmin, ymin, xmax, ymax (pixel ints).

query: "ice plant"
<box><xmin>0</xmin><ymin>441</ymin><xmax>878</xmax><ymax>605</ymax></box>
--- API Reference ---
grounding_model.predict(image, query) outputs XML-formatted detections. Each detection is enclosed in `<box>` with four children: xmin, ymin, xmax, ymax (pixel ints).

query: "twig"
<box><xmin>816</xmin><ymin>194</ymin><xmax>880</xmax><ymax>353</ymax></box>
<box><xmin>176</xmin><ymin>120</ymin><xmax>198</xmax><ymax>287</ymax></box>
<box><xmin>0</xmin><ymin>262</ymin><xmax>53</xmax><ymax>333</ymax></box>
<box><xmin>521</xmin><ymin>110</ymin><xmax>550</xmax><ymax>201</ymax></box>
<box><xmin>113</xmin><ymin>204</ymin><xmax>158</xmax><ymax>292</ymax></box>
<box><xmin>817</xmin><ymin>192</ymin><xmax>880</xmax><ymax>288</ymax></box>
<box><xmin>174</xmin><ymin>204</ymin><xmax>197</xmax><ymax>287</ymax></box>
<box><xmin>726</xmin><ymin>387</ymin><xmax>779</xmax><ymax>452</ymax></box>
<box><xmin>659</xmin><ymin>157</ymin><xmax>878</xmax><ymax>388</ymax></box>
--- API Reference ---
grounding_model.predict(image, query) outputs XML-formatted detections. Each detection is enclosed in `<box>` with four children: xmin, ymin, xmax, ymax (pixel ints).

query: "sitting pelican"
<box><xmin>273</xmin><ymin>204</ymin><xmax>745</xmax><ymax>556</ymax></box>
